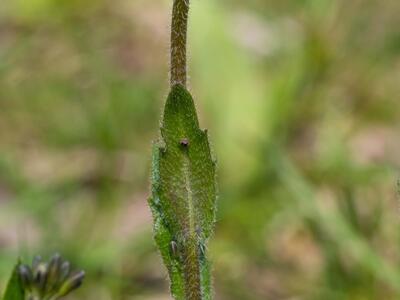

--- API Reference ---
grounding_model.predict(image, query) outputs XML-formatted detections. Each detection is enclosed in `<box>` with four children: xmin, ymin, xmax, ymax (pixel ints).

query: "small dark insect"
<box><xmin>170</xmin><ymin>241</ymin><xmax>179</xmax><ymax>257</ymax></box>
<box><xmin>180</xmin><ymin>138</ymin><xmax>189</xmax><ymax>147</ymax></box>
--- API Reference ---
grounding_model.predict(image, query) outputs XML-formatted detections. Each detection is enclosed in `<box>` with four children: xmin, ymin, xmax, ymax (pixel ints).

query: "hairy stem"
<box><xmin>170</xmin><ymin>0</ymin><xmax>190</xmax><ymax>87</ymax></box>
<box><xmin>182</xmin><ymin>153</ymin><xmax>202</xmax><ymax>300</ymax></box>
<box><xmin>183</xmin><ymin>238</ymin><xmax>202</xmax><ymax>300</ymax></box>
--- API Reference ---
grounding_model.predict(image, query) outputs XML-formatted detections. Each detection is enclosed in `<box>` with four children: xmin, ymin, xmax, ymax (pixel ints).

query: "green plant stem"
<box><xmin>182</xmin><ymin>238</ymin><xmax>202</xmax><ymax>300</ymax></box>
<box><xmin>170</xmin><ymin>0</ymin><xmax>190</xmax><ymax>87</ymax></box>
<box><xmin>170</xmin><ymin>2</ymin><xmax>204</xmax><ymax>298</ymax></box>
<box><xmin>181</xmin><ymin>152</ymin><xmax>202</xmax><ymax>300</ymax></box>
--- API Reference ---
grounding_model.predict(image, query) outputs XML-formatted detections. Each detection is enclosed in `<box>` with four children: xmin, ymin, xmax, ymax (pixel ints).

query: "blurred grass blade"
<box><xmin>149</xmin><ymin>84</ymin><xmax>217</xmax><ymax>300</ymax></box>
<box><xmin>3</xmin><ymin>262</ymin><xmax>25</xmax><ymax>300</ymax></box>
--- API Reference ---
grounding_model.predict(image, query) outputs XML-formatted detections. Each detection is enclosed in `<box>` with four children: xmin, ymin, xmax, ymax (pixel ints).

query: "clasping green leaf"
<box><xmin>149</xmin><ymin>84</ymin><xmax>217</xmax><ymax>300</ymax></box>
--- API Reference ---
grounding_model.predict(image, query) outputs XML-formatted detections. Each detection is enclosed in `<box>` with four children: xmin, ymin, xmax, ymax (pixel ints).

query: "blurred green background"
<box><xmin>0</xmin><ymin>0</ymin><xmax>400</xmax><ymax>299</ymax></box>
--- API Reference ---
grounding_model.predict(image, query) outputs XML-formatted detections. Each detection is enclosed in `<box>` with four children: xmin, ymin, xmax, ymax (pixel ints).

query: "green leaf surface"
<box><xmin>150</xmin><ymin>84</ymin><xmax>217</xmax><ymax>300</ymax></box>
<box><xmin>3</xmin><ymin>262</ymin><xmax>24</xmax><ymax>300</ymax></box>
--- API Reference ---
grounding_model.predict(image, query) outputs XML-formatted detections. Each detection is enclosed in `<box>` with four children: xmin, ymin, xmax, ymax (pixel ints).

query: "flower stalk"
<box><xmin>149</xmin><ymin>1</ymin><xmax>217</xmax><ymax>299</ymax></box>
<box><xmin>170</xmin><ymin>0</ymin><xmax>190</xmax><ymax>87</ymax></box>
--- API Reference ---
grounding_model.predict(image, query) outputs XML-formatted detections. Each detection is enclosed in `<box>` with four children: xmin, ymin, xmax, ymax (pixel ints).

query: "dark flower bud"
<box><xmin>58</xmin><ymin>271</ymin><xmax>85</xmax><ymax>297</ymax></box>
<box><xmin>48</xmin><ymin>253</ymin><xmax>61</xmax><ymax>276</ymax></box>
<box><xmin>59</xmin><ymin>261</ymin><xmax>70</xmax><ymax>283</ymax></box>
<box><xmin>18</xmin><ymin>264</ymin><xmax>33</xmax><ymax>290</ymax></box>
<box><xmin>34</xmin><ymin>262</ymin><xmax>48</xmax><ymax>296</ymax></box>
<box><xmin>32</xmin><ymin>255</ymin><xmax>42</xmax><ymax>270</ymax></box>
<box><xmin>46</xmin><ymin>253</ymin><xmax>62</xmax><ymax>293</ymax></box>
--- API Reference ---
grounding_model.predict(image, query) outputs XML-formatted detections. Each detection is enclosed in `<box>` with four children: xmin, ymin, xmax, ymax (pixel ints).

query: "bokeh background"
<box><xmin>1</xmin><ymin>0</ymin><xmax>400</xmax><ymax>299</ymax></box>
